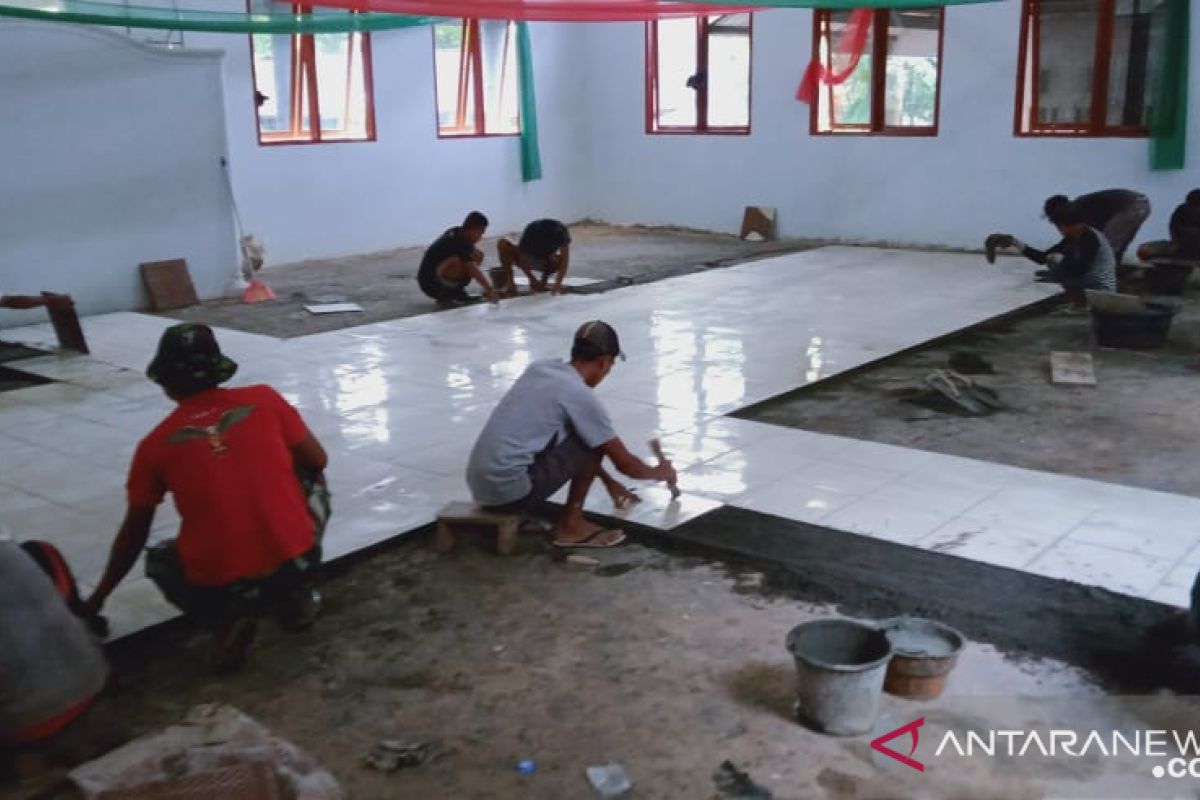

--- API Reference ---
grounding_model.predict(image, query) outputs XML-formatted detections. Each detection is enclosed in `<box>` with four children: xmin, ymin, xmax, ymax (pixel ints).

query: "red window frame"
<box><xmin>432</xmin><ymin>19</ymin><xmax>521</xmax><ymax>139</ymax></box>
<box><xmin>645</xmin><ymin>15</ymin><xmax>754</xmax><ymax>135</ymax></box>
<box><xmin>246</xmin><ymin>4</ymin><xmax>376</xmax><ymax>146</ymax></box>
<box><xmin>1015</xmin><ymin>0</ymin><xmax>1156</xmax><ymax>137</ymax></box>
<box><xmin>810</xmin><ymin>8</ymin><xmax>944</xmax><ymax>137</ymax></box>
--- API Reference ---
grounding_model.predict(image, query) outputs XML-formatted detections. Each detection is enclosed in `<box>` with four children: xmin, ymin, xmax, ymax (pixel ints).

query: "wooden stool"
<box><xmin>435</xmin><ymin>501</ymin><xmax>521</xmax><ymax>556</ymax></box>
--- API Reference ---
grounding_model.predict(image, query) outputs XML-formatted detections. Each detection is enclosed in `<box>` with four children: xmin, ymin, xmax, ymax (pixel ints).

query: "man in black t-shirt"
<box><xmin>1041</xmin><ymin>189</ymin><xmax>1149</xmax><ymax>264</ymax></box>
<box><xmin>497</xmin><ymin>219</ymin><xmax>572</xmax><ymax>295</ymax></box>
<box><xmin>417</xmin><ymin>211</ymin><xmax>497</xmax><ymax>304</ymax></box>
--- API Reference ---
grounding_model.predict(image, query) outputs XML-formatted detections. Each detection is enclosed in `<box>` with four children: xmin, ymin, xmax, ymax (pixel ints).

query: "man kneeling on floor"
<box><xmin>987</xmin><ymin>202</ymin><xmax>1116</xmax><ymax>306</ymax></box>
<box><xmin>496</xmin><ymin>218</ymin><xmax>572</xmax><ymax>295</ymax></box>
<box><xmin>466</xmin><ymin>321</ymin><xmax>678</xmax><ymax>548</ymax></box>
<box><xmin>84</xmin><ymin>324</ymin><xmax>331</xmax><ymax>671</ymax></box>
<box><xmin>417</xmin><ymin>211</ymin><xmax>498</xmax><ymax>304</ymax></box>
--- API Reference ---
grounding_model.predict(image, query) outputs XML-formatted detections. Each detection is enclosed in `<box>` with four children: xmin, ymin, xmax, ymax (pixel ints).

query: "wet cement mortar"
<box><xmin>5</xmin><ymin>533</ymin><xmax>1130</xmax><ymax>800</ymax></box>
<box><xmin>739</xmin><ymin>285</ymin><xmax>1200</xmax><ymax>498</ymax></box>
<box><xmin>163</xmin><ymin>223</ymin><xmax>814</xmax><ymax>339</ymax></box>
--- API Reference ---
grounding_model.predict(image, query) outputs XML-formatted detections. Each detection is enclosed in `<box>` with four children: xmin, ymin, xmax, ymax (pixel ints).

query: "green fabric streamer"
<box><xmin>1150</xmin><ymin>0</ymin><xmax>1188</xmax><ymax>171</ymax></box>
<box><xmin>0</xmin><ymin>0</ymin><xmax>436</xmax><ymax>34</ymax></box>
<box><xmin>517</xmin><ymin>20</ymin><xmax>542</xmax><ymax>183</ymax></box>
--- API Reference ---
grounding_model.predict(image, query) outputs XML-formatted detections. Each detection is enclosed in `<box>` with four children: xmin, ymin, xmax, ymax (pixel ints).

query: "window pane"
<box><xmin>825</xmin><ymin>10</ymin><xmax>873</xmax><ymax>128</ymax></box>
<box><xmin>656</xmin><ymin>18</ymin><xmax>699</xmax><ymax>128</ymax></box>
<box><xmin>706</xmin><ymin>14</ymin><xmax>750</xmax><ymax>128</ymax></box>
<box><xmin>249</xmin><ymin>0</ymin><xmax>312</xmax><ymax>141</ymax></box>
<box><xmin>479</xmin><ymin>20</ymin><xmax>520</xmax><ymax>135</ymax></box>
<box><xmin>1034</xmin><ymin>0</ymin><xmax>1099</xmax><ymax>127</ymax></box>
<box><xmin>1105</xmin><ymin>0</ymin><xmax>1168</xmax><ymax>128</ymax></box>
<box><xmin>883</xmin><ymin>10</ymin><xmax>940</xmax><ymax>127</ymax></box>
<box><xmin>434</xmin><ymin>21</ymin><xmax>477</xmax><ymax>134</ymax></box>
<box><xmin>313</xmin><ymin>33</ymin><xmax>353</xmax><ymax>135</ymax></box>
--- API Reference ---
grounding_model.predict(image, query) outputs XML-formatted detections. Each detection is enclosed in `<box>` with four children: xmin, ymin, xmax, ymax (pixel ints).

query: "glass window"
<box><xmin>1017</xmin><ymin>0</ymin><xmax>1169</xmax><ymax>135</ymax></box>
<box><xmin>248</xmin><ymin>3</ymin><xmax>374</xmax><ymax>145</ymax></box>
<box><xmin>647</xmin><ymin>15</ymin><xmax>753</xmax><ymax>134</ymax></box>
<box><xmin>813</xmin><ymin>8</ymin><xmax>942</xmax><ymax>135</ymax></box>
<box><xmin>434</xmin><ymin>19</ymin><xmax>521</xmax><ymax>137</ymax></box>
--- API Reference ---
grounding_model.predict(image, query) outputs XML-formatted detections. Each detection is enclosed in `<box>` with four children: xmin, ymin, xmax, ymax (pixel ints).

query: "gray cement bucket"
<box><xmin>786</xmin><ymin>619</ymin><xmax>893</xmax><ymax>736</ymax></box>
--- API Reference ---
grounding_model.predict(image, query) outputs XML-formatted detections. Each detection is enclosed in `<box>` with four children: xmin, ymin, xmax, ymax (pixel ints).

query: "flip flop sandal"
<box><xmin>924</xmin><ymin>370</ymin><xmax>987</xmax><ymax>416</ymax></box>
<box><xmin>553</xmin><ymin>528</ymin><xmax>627</xmax><ymax>549</ymax></box>
<box><xmin>944</xmin><ymin>369</ymin><xmax>1004</xmax><ymax>411</ymax></box>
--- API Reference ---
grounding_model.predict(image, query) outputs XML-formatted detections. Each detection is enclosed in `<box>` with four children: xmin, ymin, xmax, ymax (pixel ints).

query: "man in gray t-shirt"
<box><xmin>467</xmin><ymin>321</ymin><xmax>678</xmax><ymax>548</ymax></box>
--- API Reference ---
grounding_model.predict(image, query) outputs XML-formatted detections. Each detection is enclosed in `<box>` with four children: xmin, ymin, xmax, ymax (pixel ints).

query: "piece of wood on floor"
<box><xmin>139</xmin><ymin>259</ymin><xmax>199</xmax><ymax>311</ymax></box>
<box><xmin>740</xmin><ymin>206</ymin><xmax>777</xmax><ymax>241</ymax></box>
<box><xmin>435</xmin><ymin>501</ymin><xmax>522</xmax><ymax>556</ymax></box>
<box><xmin>1050</xmin><ymin>351</ymin><xmax>1097</xmax><ymax>386</ymax></box>
<box><xmin>42</xmin><ymin>292</ymin><xmax>89</xmax><ymax>354</ymax></box>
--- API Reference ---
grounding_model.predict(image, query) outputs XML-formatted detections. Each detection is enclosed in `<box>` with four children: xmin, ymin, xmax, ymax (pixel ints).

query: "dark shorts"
<box><xmin>490</xmin><ymin>431</ymin><xmax>596</xmax><ymax>512</ymax></box>
<box><xmin>144</xmin><ymin>471</ymin><xmax>331</xmax><ymax>624</ymax></box>
<box><xmin>520</xmin><ymin>250</ymin><xmax>558</xmax><ymax>275</ymax></box>
<box><xmin>419</xmin><ymin>273</ymin><xmax>470</xmax><ymax>302</ymax></box>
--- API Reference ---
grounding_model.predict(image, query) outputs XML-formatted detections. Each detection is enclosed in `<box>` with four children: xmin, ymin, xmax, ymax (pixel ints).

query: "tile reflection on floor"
<box><xmin>5</xmin><ymin>245</ymin><xmax>1190</xmax><ymax>639</ymax></box>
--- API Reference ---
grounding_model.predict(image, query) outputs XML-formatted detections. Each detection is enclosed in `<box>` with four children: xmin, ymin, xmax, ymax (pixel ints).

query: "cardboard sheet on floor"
<box><xmin>1050</xmin><ymin>352</ymin><xmax>1096</xmax><ymax>386</ymax></box>
<box><xmin>304</xmin><ymin>303</ymin><xmax>364</xmax><ymax>315</ymax></box>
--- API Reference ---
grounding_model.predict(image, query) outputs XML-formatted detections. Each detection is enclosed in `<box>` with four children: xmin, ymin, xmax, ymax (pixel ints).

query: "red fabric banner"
<box><xmin>796</xmin><ymin>7</ymin><xmax>871</xmax><ymax>104</ymax></box>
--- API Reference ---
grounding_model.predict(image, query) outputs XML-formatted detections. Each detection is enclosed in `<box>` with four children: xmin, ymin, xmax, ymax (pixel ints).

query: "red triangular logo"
<box><xmin>870</xmin><ymin>717</ymin><xmax>926</xmax><ymax>772</ymax></box>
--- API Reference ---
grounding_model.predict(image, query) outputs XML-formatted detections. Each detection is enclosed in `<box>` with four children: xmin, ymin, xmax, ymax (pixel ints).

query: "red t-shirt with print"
<box><xmin>127</xmin><ymin>384</ymin><xmax>315</xmax><ymax>587</ymax></box>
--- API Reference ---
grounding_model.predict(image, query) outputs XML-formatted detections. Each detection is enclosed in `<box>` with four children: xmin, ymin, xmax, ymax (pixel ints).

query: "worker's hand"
<box><xmin>1046</xmin><ymin>252</ymin><xmax>1065</xmax><ymax>268</ymax></box>
<box><xmin>654</xmin><ymin>459</ymin><xmax>677</xmax><ymax>486</ymax></box>
<box><xmin>483</xmin><ymin>286</ymin><xmax>500</xmax><ymax>303</ymax></box>
<box><xmin>551</xmin><ymin>283</ymin><xmax>566</xmax><ymax>296</ymax></box>
<box><xmin>606</xmin><ymin>482</ymin><xmax>640</xmax><ymax>509</ymax></box>
<box><xmin>530</xmin><ymin>278</ymin><xmax>549</xmax><ymax>294</ymax></box>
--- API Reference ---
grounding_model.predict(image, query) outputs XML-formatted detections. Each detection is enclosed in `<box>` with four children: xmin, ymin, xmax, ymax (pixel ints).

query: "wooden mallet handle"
<box><xmin>648</xmin><ymin>438</ymin><xmax>681</xmax><ymax>499</ymax></box>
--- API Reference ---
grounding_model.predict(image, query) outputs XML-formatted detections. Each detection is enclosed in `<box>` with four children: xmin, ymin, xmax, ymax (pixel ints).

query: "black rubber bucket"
<box><xmin>1091</xmin><ymin>302</ymin><xmax>1178</xmax><ymax>349</ymax></box>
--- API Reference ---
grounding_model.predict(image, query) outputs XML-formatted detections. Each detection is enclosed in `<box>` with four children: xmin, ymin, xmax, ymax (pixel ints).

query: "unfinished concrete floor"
<box><xmin>7</xmin><ymin>535</ymin><xmax>1121</xmax><ymax>800</ymax></box>
<box><xmin>742</xmin><ymin>290</ymin><xmax>1200</xmax><ymax>499</ymax></box>
<box><xmin>163</xmin><ymin>223</ymin><xmax>811</xmax><ymax>338</ymax></box>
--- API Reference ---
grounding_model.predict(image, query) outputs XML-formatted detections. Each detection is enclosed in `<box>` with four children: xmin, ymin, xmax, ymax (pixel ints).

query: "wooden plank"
<box><xmin>1050</xmin><ymin>351</ymin><xmax>1097</xmax><ymax>386</ymax></box>
<box><xmin>139</xmin><ymin>259</ymin><xmax>199</xmax><ymax>311</ymax></box>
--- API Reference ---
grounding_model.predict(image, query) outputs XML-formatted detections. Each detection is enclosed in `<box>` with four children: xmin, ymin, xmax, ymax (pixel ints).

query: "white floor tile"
<box><xmin>1028</xmin><ymin>540</ymin><xmax>1177</xmax><ymax>598</ymax></box>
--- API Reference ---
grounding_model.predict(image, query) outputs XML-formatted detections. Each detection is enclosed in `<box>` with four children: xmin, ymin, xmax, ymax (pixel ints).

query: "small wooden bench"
<box><xmin>435</xmin><ymin>501</ymin><xmax>522</xmax><ymax>556</ymax></box>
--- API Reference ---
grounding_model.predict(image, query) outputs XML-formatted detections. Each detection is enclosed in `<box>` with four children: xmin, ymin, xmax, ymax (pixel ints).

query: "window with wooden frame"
<box><xmin>248</xmin><ymin>2</ymin><xmax>375</xmax><ymax>145</ymax></box>
<box><xmin>1016</xmin><ymin>0</ymin><xmax>1169</xmax><ymax>136</ymax></box>
<box><xmin>646</xmin><ymin>14</ymin><xmax>753</xmax><ymax>134</ymax></box>
<box><xmin>812</xmin><ymin>9</ymin><xmax>943</xmax><ymax>135</ymax></box>
<box><xmin>433</xmin><ymin>19</ymin><xmax>521</xmax><ymax>137</ymax></box>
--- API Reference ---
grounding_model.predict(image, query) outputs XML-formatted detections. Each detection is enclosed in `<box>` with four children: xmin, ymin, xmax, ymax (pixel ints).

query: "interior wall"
<box><xmin>579</xmin><ymin>2</ymin><xmax>1200</xmax><ymax>250</ymax></box>
<box><xmin>0</xmin><ymin>21</ymin><xmax>237</xmax><ymax>326</ymax></box>
<box><xmin>182</xmin><ymin>15</ymin><xmax>588</xmax><ymax>266</ymax></box>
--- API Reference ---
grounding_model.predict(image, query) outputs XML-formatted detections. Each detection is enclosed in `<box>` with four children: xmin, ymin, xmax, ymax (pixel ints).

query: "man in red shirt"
<box><xmin>84</xmin><ymin>324</ymin><xmax>329</xmax><ymax>670</ymax></box>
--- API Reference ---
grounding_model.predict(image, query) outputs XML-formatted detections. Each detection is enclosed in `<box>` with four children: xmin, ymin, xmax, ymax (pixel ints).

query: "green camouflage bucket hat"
<box><xmin>146</xmin><ymin>323</ymin><xmax>238</xmax><ymax>394</ymax></box>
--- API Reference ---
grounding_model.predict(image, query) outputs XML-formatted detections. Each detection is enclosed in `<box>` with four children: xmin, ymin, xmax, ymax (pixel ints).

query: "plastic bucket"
<box><xmin>785</xmin><ymin>619</ymin><xmax>893</xmax><ymax>736</ymax></box>
<box><xmin>1091</xmin><ymin>302</ymin><xmax>1177</xmax><ymax>349</ymax></box>
<box><xmin>882</xmin><ymin>617</ymin><xmax>965</xmax><ymax>700</ymax></box>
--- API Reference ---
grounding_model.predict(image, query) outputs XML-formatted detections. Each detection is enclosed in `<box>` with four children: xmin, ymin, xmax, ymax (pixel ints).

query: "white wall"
<box><xmin>183</xmin><ymin>17</ymin><xmax>588</xmax><ymax>265</ymax></box>
<box><xmin>579</xmin><ymin>2</ymin><xmax>1200</xmax><ymax>250</ymax></box>
<box><xmin>0</xmin><ymin>22</ymin><xmax>237</xmax><ymax>326</ymax></box>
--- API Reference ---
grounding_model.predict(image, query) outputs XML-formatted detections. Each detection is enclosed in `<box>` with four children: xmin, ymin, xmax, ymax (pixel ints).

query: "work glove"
<box><xmin>1046</xmin><ymin>253</ymin><xmax>1065</xmax><ymax>268</ymax></box>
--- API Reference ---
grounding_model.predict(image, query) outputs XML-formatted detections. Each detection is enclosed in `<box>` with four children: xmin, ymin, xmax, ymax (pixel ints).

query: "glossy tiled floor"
<box><xmin>2</xmin><ymin>246</ymin><xmax>1192</xmax><ymax>639</ymax></box>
